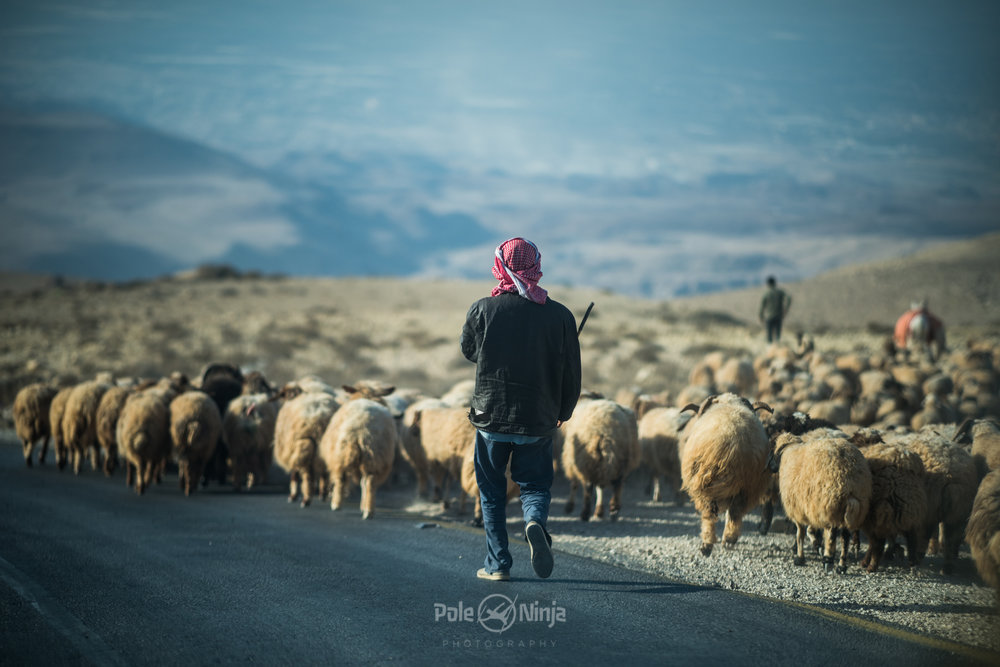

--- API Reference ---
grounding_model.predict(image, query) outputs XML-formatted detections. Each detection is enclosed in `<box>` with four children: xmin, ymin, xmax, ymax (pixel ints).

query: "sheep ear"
<box><xmin>377</xmin><ymin>386</ymin><xmax>396</xmax><ymax>397</ymax></box>
<box><xmin>342</xmin><ymin>385</ymin><xmax>357</xmax><ymax>395</ymax></box>
<box><xmin>680</xmin><ymin>403</ymin><xmax>700</xmax><ymax>414</ymax></box>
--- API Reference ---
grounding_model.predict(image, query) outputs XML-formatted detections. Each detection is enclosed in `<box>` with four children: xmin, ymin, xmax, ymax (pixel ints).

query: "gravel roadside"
<box><xmin>415</xmin><ymin>476</ymin><xmax>1000</xmax><ymax>658</ymax></box>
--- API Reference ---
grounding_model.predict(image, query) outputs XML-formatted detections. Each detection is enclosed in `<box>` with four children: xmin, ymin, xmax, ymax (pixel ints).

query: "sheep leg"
<box><xmin>822</xmin><ymin>528</ymin><xmax>836</xmax><ymax>572</ymax></box>
<box><xmin>178</xmin><ymin>462</ymin><xmax>188</xmax><ymax>493</ymax></box>
<box><xmin>793</xmin><ymin>523</ymin><xmax>807</xmax><ymax>566</ymax></box>
<box><xmin>360</xmin><ymin>475</ymin><xmax>374</xmax><ymax>520</ymax></box>
<box><xmin>651</xmin><ymin>476</ymin><xmax>663</xmax><ymax>503</ymax></box>
<box><xmin>564</xmin><ymin>479</ymin><xmax>578</xmax><ymax>514</ymax></box>
<box><xmin>722</xmin><ymin>495</ymin><xmax>747</xmax><ymax>548</ymax></box>
<box><xmin>758</xmin><ymin>501</ymin><xmax>774</xmax><ymax>535</ymax></box>
<box><xmin>102</xmin><ymin>448</ymin><xmax>116</xmax><ymax>476</ymax></box>
<box><xmin>39</xmin><ymin>436</ymin><xmax>50</xmax><ymax>465</ymax></box>
<box><xmin>329</xmin><ymin>471</ymin><xmax>346</xmax><ymax>511</ymax></box>
<box><xmin>187</xmin><ymin>460</ymin><xmax>205</xmax><ymax>497</ymax></box>
<box><xmin>88</xmin><ymin>444</ymin><xmax>99</xmax><ymax>471</ymax></box>
<box><xmin>22</xmin><ymin>439</ymin><xmax>34</xmax><ymax>467</ymax></box>
<box><xmin>865</xmin><ymin>536</ymin><xmax>887</xmax><ymax>573</ymax></box>
<box><xmin>609</xmin><ymin>478</ymin><xmax>624</xmax><ymax>521</ymax></box>
<box><xmin>581</xmin><ymin>483</ymin><xmax>594</xmax><ymax>522</ymax></box>
<box><xmin>904</xmin><ymin>529</ymin><xmax>922</xmax><ymax>568</ymax></box>
<box><xmin>593</xmin><ymin>485</ymin><xmax>605</xmax><ymax>521</ymax></box>
<box><xmin>699</xmin><ymin>502</ymin><xmax>719</xmax><ymax>556</ymax></box>
<box><xmin>288</xmin><ymin>471</ymin><xmax>301</xmax><ymax>504</ymax></box>
<box><xmin>55</xmin><ymin>441</ymin><xmax>67</xmax><ymax>470</ymax></box>
<box><xmin>836</xmin><ymin>528</ymin><xmax>851</xmax><ymax>574</ymax></box>
<box><xmin>809</xmin><ymin>527</ymin><xmax>823</xmax><ymax>555</ymax></box>
<box><xmin>301</xmin><ymin>469</ymin><xmax>314</xmax><ymax>508</ymax></box>
<box><xmin>72</xmin><ymin>449</ymin><xmax>83</xmax><ymax>475</ymax></box>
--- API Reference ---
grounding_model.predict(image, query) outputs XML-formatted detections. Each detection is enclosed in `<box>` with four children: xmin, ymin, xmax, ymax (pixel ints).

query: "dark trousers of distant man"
<box><xmin>474</xmin><ymin>431</ymin><xmax>553</xmax><ymax>573</ymax></box>
<box><xmin>766</xmin><ymin>317</ymin><xmax>783</xmax><ymax>343</ymax></box>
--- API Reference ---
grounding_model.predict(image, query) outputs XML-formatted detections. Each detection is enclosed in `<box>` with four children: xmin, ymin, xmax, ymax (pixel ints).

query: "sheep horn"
<box><xmin>680</xmin><ymin>403</ymin><xmax>700</xmax><ymax>414</ymax></box>
<box><xmin>952</xmin><ymin>417</ymin><xmax>973</xmax><ymax>442</ymax></box>
<box><xmin>697</xmin><ymin>395</ymin><xmax>718</xmax><ymax>418</ymax></box>
<box><xmin>752</xmin><ymin>401</ymin><xmax>774</xmax><ymax>414</ymax></box>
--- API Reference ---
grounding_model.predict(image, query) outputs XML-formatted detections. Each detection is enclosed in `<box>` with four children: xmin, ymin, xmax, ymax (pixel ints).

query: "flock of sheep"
<box><xmin>9</xmin><ymin>333</ymin><xmax>1000</xmax><ymax>600</ymax></box>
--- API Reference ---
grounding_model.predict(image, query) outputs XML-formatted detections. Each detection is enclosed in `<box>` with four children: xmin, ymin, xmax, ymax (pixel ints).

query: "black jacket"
<box><xmin>461</xmin><ymin>291</ymin><xmax>582</xmax><ymax>436</ymax></box>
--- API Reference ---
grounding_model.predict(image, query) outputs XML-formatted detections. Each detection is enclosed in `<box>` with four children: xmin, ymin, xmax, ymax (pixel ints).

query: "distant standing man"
<box><xmin>461</xmin><ymin>237</ymin><xmax>582</xmax><ymax>581</ymax></box>
<box><xmin>759</xmin><ymin>275</ymin><xmax>792</xmax><ymax>343</ymax></box>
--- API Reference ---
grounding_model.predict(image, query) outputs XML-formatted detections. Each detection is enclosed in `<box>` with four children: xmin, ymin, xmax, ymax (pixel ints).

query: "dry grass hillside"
<box><xmin>1</xmin><ymin>232</ymin><xmax>998</xmax><ymax>409</ymax></box>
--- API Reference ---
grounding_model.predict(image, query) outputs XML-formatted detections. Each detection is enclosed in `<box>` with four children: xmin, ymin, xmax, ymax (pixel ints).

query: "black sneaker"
<box><xmin>525</xmin><ymin>521</ymin><xmax>553</xmax><ymax>578</ymax></box>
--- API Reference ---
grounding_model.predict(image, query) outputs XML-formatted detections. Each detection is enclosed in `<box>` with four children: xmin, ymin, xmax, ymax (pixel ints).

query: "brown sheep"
<box><xmin>859</xmin><ymin>442</ymin><xmax>928</xmax><ymax>572</ymax></box>
<box><xmin>965</xmin><ymin>470</ymin><xmax>1000</xmax><ymax>600</ymax></box>
<box><xmin>117</xmin><ymin>388</ymin><xmax>174</xmax><ymax>495</ymax></box>
<box><xmin>63</xmin><ymin>379</ymin><xmax>113</xmax><ymax>474</ymax></box>
<box><xmin>679</xmin><ymin>393</ymin><xmax>772</xmax><ymax>555</ymax></box>
<box><xmin>95</xmin><ymin>385</ymin><xmax>131</xmax><ymax>476</ymax></box>
<box><xmin>561</xmin><ymin>398</ymin><xmax>640</xmax><ymax>521</ymax></box>
<box><xmin>320</xmin><ymin>384</ymin><xmax>397</xmax><ymax>519</ymax></box>
<box><xmin>13</xmin><ymin>383</ymin><xmax>58</xmax><ymax>467</ymax></box>
<box><xmin>954</xmin><ymin>418</ymin><xmax>1000</xmax><ymax>481</ymax></box>
<box><xmin>273</xmin><ymin>391</ymin><xmax>340</xmax><ymax>507</ymax></box>
<box><xmin>412</xmin><ymin>405</ymin><xmax>476</xmax><ymax>509</ymax></box>
<box><xmin>169</xmin><ymin>391</ymin><xmax>224</xmax><ymax>496</ymax></box>
<box><xmin>772</xmin><ymin>432</ymin><xmax>872</xmax><ymax>573</ymax></box>
<box><xmin>48</xmin><ymin>386</ymin><xmax>74</xmax><ymax>470</ymax></box>
<box><xmin>895</xmin><ymin>430</ymin><xmax>977</xmax><ymax>574</ymax></box>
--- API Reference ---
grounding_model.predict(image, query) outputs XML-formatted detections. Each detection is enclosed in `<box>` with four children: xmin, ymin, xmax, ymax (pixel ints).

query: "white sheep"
<box><xmin>561</xmin><ymin>398</ymin><xmax>640</xmax><ymax>521</ymax></box>
<box><xmin>637</xmin><ymin>406</ymin><xmax>692</xmax><ymax>505</ymax></box>
<box><xmin>679</xmin><ymin>393</ymin><xmax>773</xmax><ymax>555</ymax></box>
<box><xmin>169</xmin><ymin>390</ymin><xmax>224</xmax><ymax>496</ymax></box>
<box><xmin>222</xmin><ymin>393</ymin><xmax>279</xmax><ymax>492</ymax></box>
<box><xmin>319</xmin><ymin>384</ymin><xmax>397</xmax><ymax>519</ymax></box>
<box><xmin>965</xmin><ymin>470</ymin><xmax>1000</xmax><ymax>600</ymax></box>
<box><xmin>13</xmin><ymin>382</ymin><xmax>58</xmax><ymax>467</ymax></box>
<box><xmin>399</xmin><ymin>397</ymin><xmax>447</xmax><ymax>500</ymax></box>
<box><xmin>273</xmin><ymin>390</ymin><xmax>340</xmax><ymax>507</ymax></box>
<box><xmin>772</xmin><ymin>432</ymin><xmax>872</xmax><ymax>573</ymax></box>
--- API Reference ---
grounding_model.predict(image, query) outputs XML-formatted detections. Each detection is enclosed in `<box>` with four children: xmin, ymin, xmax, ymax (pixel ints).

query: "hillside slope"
<box><xmin>672</xmin><ymin>232</ymin><xmax>1000</xmax><ymax>331</ymax></box>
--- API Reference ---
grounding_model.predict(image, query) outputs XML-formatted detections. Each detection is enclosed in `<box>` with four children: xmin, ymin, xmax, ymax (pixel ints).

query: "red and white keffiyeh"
<box><xmin>491</xmin><ymin>237</ymin><xmax>547</xmax><ymax>304</ymax></box>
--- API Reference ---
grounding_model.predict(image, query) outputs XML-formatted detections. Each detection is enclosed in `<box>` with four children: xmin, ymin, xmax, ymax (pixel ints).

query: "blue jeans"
<box><xmin>474</xmin><ymin>431</ymin><xmax>553</xmax><ymax>573</ymax></box>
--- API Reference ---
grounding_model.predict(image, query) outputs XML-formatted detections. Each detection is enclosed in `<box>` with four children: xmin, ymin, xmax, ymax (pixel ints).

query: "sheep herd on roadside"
<box><xmin>9</xmin><ymin>333</ymin><xmax>1000</xmax><ymax>600</ymax></box>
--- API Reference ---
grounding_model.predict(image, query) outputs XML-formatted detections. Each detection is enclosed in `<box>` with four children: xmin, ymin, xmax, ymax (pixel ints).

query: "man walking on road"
<box><xmin>759</xmin><ymin>275</ymin><xmax>792</xmax><ymax>343</ymax></box>
<box><xmin>461</xmin><ymin>237</ymin><xmax>582</xmax><ymax>581</ymax></box>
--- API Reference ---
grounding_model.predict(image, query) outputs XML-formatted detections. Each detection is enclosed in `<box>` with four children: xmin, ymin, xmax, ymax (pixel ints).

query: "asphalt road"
<box><xmin>0</xmin><ymin>436</ymin><xmax>989</xmax><ymax>666</ymax></box>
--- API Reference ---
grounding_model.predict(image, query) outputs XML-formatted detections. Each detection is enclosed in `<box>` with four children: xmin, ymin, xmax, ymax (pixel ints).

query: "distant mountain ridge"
<box><xmin>0</xmin><ymin>106</ymin><xmax>495</xmax><ymax>282</ymax></box>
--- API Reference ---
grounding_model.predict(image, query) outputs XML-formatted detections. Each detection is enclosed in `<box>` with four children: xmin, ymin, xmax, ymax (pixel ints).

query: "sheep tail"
<box><xmin>844</xmin><ymin>496</ymin><xmax>865</xmax><ymax>532</ymax></box>
<box><xmin>185</xmin><ymin>422</ymin><xmax>202</xmax><ymax>446</ymax></box>
<box><xmin>597</xmin><ymin>435</ymin><xmax>620</xmax><ymax>474</ymax></box>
